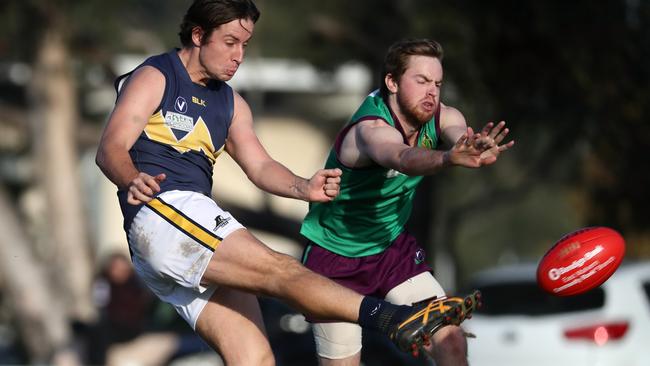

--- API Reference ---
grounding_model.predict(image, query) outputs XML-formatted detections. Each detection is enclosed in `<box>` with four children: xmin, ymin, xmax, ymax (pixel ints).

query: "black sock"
<box><xmin>357</xmin><ymin>296</ymin><xmax>412</xmax><ymax>335</ymax></box>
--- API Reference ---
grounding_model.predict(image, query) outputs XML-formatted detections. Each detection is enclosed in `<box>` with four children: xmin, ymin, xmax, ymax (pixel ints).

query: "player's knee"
<box><xmin>433</xmin><ymin>325</ymin><xmax>467</xmax><ymax>358</ymax></box>
<box><xmin>313</xmin><ymin>323</ymin><xmax>362</xmax><ymax>360</ymax></box>
<box><xmin>224</xmin><ymin>347</ymin><xmax>275</xmax><ymax>366</ymax></box>
<box><xmin>276</xmin><ymin>254</ymin><xmax>307</xmax><ymax>280</ymax></box>
<box><xmin>247</xmin><ymin>348</ymin><xmax>275</xmax><ymax>366</ymax></box>
<box><xmin>257</xmin><ymin>251</ymin><xmax>307</xmax><ymax>296</ymax></box>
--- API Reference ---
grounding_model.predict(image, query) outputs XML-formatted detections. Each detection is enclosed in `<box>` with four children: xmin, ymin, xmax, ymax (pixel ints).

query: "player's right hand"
<box><xmin>307</xmin><ymin>168</ymin><xmax>342</xmax><ymax>202</ymax></box>
<box><xmin>447</xmin><ymin>127</ymin><xmax>484</xmax><ymax>168</ymax></box>
<box><xmin>127</xmin><ymin>172</ymin><xmax>166</xmax><ymax>205</ymax></box>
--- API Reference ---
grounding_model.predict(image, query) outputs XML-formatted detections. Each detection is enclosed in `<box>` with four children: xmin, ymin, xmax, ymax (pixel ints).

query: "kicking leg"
<box><xmin>201</xmin><ymin>229</ymin><xmax>470</xmax><ymax>358</ymax></box>
<box><xmin>202</xmin><ymin>228</ymin><xmax>362</xmax><ymax>322</ymax></box>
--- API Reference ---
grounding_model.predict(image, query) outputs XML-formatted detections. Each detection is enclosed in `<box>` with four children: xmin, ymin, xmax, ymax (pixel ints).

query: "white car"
<box><xmin>464</xmin><ymin>262</ymin><xmax>650</xmax><ymax>366</ymax></box>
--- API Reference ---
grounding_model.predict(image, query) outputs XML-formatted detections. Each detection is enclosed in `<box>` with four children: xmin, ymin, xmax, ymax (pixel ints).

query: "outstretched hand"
<box><xmin>475</xmin><ymin>121</ymin><xmax>515</xmax><ymax>166</ymax></box>
<box><xmin>307</xmin><ymin>168</ymin><xmax>342</xmax><ymax>202</ymax></box>
<box><xmin>447</xmin><ymin>127</ymin><xmax>484</xmax><ymax>168</ymax></box>
<box><xmin>447</xmin><ymin>122</ymin><xmax>514</xmax><ymax>168</ymax></box>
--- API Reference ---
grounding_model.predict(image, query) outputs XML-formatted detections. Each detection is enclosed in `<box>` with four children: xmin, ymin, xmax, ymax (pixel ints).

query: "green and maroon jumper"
<box><xmin>300</xmin><ymin>90</ymin><xmax>441</xmax><ymax>258</ymax></box>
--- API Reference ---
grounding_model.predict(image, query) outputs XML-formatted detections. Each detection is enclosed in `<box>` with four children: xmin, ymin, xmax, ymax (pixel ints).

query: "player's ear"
<box><xmin>191</xmin><ymin>26</ymin><xmax>205</xmax><ymax>47</ymax></box>
<box><xmin>385</xmin><ymin>73</ymin><xmax>398</xmax><ymax>94</ymax></box>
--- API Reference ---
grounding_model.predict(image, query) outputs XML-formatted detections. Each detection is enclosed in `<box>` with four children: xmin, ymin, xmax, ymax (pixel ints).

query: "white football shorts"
<box><xmin>127</xmin><ymin>190</ymin><xmax>244</xmax><ymax>330</ymax></box>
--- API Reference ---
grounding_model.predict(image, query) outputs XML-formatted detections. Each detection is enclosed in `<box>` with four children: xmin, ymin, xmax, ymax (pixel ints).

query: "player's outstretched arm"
<box><xmin>355</xmin><ymin>118</ymin><xmax>482</xmax><ymax>175</ymax></box>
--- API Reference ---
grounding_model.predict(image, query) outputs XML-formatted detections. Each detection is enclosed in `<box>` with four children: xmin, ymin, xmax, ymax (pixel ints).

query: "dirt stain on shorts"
<box><xmin>179</xmin><ymin>240</ymin><xmax>201</xmax><ymax>257</ymax></box>
<box><xmin>131</xmin><ymin>224</ymin><xmax>152</xmax><ymax>258</ymax></box>
<box><xmin>180</xmin><ymin>240</ymin><xmax>204</xmax><ymax>279</ymax></box>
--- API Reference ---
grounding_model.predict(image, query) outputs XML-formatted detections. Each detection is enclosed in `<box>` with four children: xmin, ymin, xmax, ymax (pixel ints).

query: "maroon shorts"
<box><xmin>301</xmin><ymin>231</ymin><xmax>432</xmax><ymax>299</ymax></box>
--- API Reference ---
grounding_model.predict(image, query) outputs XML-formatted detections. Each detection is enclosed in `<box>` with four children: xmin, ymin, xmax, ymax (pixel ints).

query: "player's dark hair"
<box><xmin>380</xmin><ymin>39</ymin><xmax>444</xmax><ymax>99</ymax></box>
<box><xmin>179</xmin><ymin>0</ymin><xmax>260</xmax><ymax>47</ymax></box>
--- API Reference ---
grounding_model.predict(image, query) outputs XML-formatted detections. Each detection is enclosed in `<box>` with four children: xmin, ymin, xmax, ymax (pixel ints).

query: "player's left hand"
<box><xmin>477</xmin><ymin>121</ymin><xmax>515</xmax><ymax>165</ymax></box>
<box><xmin>307</xmin><ymin>168</ymin><xmax>342</xmax><ymax>202</ymax></box>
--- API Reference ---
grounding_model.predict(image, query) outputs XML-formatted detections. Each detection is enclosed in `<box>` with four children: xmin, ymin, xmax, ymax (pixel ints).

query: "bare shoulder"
<box><xmin>339</xmin><ymin>118</ymin><xmax>402</xmax><ymax>167</ymax></box>
<box><xmin>110</xmin><ymin>65</ymin><xmax>167</xmax><ymax>118</ymax></box>
<box><xmin>354</xmin><ymin>118</ymin><xmax>402</xmax><ymax>142</ymax></box>
<box><xmin>123</xmin><ymin>65</ymin><xmax>165</xmax><ymax>90</ymax></box>
<box><xmin>356</xmin><ymin>117</ymin><xmax>392</xmax><ymax>130</ymax></box>
<box><xmin>225</xmin><ymin>90</ymin><xmax>257</xmax><ymax>156</ymax></box>
<box><xmin>116</xmin><ymin>65</ymin><xmax>165</xmax><ymax>106</ymax></box>
<box><xmin>231</xmin><ymin>90</ymin><xmax>253</xmax><ymax>124</ymax></box>
<box><xmin>351</xmin><ymin>117</ymin><xmax>405</xmax><ymax>149</ymax></box>
<box><xmin>439</xmin><ymin>103</ymin><xmax>467</xmax><ymax>128</ymax></box>
<box><xmin>438</xmin><ymin>102</ymin><xmax>469</xmax><ymax>146</ymax></box>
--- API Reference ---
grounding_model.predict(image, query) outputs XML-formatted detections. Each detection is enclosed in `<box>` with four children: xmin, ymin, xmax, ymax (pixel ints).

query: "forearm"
<box><xmin>397</xmin><ymin>147</ymin><xmax>451</xmax><ymax>176</ymax></box>
<box><xmin>247</xmin><ymin>160</ymin><xmax>309</xmax><ymax>201</ymax></box>
<box><xmin>95</xmin><ymin>146</ymin><xmax>139</xmax><ymax>190</ymax></box>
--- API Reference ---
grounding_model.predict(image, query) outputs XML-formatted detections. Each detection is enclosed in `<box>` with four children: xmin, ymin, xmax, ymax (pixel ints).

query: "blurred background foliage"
<box><xmin>0</xmin><ymin>0</ymin><xmax>648</xmax><ymax>364</ymax></box>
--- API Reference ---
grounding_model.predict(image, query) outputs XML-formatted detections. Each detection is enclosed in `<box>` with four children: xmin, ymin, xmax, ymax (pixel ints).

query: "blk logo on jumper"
<box><xmin>213</xmin><ymin>215</ymin><xmax>230</xmax><ymax>232</ymax></box>
<box><xmin>192</xmin><ymin>96</ymin><xmax>207</xmax><ymax>107</ymax></box>
<box><xmin>175</xmin><ymin>96</ymin><xmax>188</xmax><ymax>113</ymax></box>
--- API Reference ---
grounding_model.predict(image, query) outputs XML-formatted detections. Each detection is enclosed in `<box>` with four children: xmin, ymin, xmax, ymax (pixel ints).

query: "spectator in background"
<box><xmin>87</xmin><ymin>252</ymin><xmax>157</xmax><ymax>364</ymax></box>
<box><xmin>89</xmin><ymin>252</ymin><xmax>209</xmax><ymax>365</ymax></box>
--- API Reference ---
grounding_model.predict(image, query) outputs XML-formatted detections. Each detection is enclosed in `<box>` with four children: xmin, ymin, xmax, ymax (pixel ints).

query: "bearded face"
<box><xmin>391</xmin><ymin>55</ymin><xmax>442</xmax><ymax>126</ymax></box>
<box><xmin>396</xmin><ymin>88</ymin><xmax>435</xmax><ymax>125</ymax></box>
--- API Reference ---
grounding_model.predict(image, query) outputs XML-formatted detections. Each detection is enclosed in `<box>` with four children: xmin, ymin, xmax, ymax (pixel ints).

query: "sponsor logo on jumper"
<box><xmin>145</xmin><ymin>112</ymin><xmax>219</xmax><ymax>162</ymax></box>
<box><xmin>192</xmin><ymin>96</ymin><xmax>207</xmax><ymax>107</ymax></box>
<box><xmin>175</xmin><ymin>96</ymin><xmax>188</xmax><ymax>113</ymax></box>
<box><xmin>420</xmin><ymin>132</ymin><xmax>434</xmax><ymax>149</ymax></box>
<box><xmin>548</xmin><ymin>245</ymin><xmax>604</xmax><ymax>281</ymax></box>
<box><xmin>164</xmin><ymin>112</ymin><xmax>194</xmax><ymax>132</ymax></box>
<box><xmin>213</xmin><ymin>215</ymin><xmax>230</xmax><ymax>232</ymax></box>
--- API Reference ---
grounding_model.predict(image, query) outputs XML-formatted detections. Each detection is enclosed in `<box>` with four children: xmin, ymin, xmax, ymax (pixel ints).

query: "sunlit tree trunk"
<box><xmin>28</xmin><ymin>15</ymin><xmax>96</xmax><ymax>324</ymax></box>
<box><xmin>0</xmin><ymin>187</ymin><xmax>70</xmax><ymax>363</ymax></box>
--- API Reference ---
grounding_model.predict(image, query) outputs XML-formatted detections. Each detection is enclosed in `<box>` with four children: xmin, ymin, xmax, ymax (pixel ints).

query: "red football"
<box><xmin>537</xmin><ymin>227</ymin><xmax>625</xmax><ymax>296</ymax></box>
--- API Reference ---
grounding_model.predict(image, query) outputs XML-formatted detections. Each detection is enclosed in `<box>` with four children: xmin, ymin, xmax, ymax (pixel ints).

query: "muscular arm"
<box><xmin>348</xmin><ymin>103</ymin><xmax>513</xmax><ymax>176</ymax></box>
<box><xmin>95</xmin><ymin>66</ymin><xmax>166</xmax><ymax>204</ymax></box>
<box><xmin>352</xmin><ymin>120</ymin><xmax>447</xmax><ymax>175</ymax></box>
<box><xmin>225</xmin><ymin>92</ymin><xmax>340</xmax><ymax>202</ymax></box>
<box><xmin>349</xmin><ymin>118</ymin><xmax>481</xmax><ymax>176</ymax></box>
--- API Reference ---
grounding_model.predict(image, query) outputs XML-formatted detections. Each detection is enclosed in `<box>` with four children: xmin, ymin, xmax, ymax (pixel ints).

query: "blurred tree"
<box><xmin>452</xmin><ymin>0</ymin><xmax>650</xmax><ymax>264</ymax></box>
<box><xmin>0</xmin><ymin>0</ymin><xmax>185</xmax><ymax>363</ymax></box>
<box><xmin>0</xmin><ymin>188</ymin><xmax>72</xmax><ymax>363</ymax></box>
<box><xmin>0</xmin><ymin>0</ymin><xmax>95</xmax><ymax>362</ymax></box>
<box><xmin>28</xmin><ymin>1</ymin><xmax>96</xmax><ymax>325</ymax></box>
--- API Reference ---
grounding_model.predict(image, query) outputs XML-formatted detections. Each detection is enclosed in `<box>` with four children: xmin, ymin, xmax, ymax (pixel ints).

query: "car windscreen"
<box><xmin>472</xmin><ymin>281</ymin><xmax>605</xmax><ymax>316</ymax></box>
